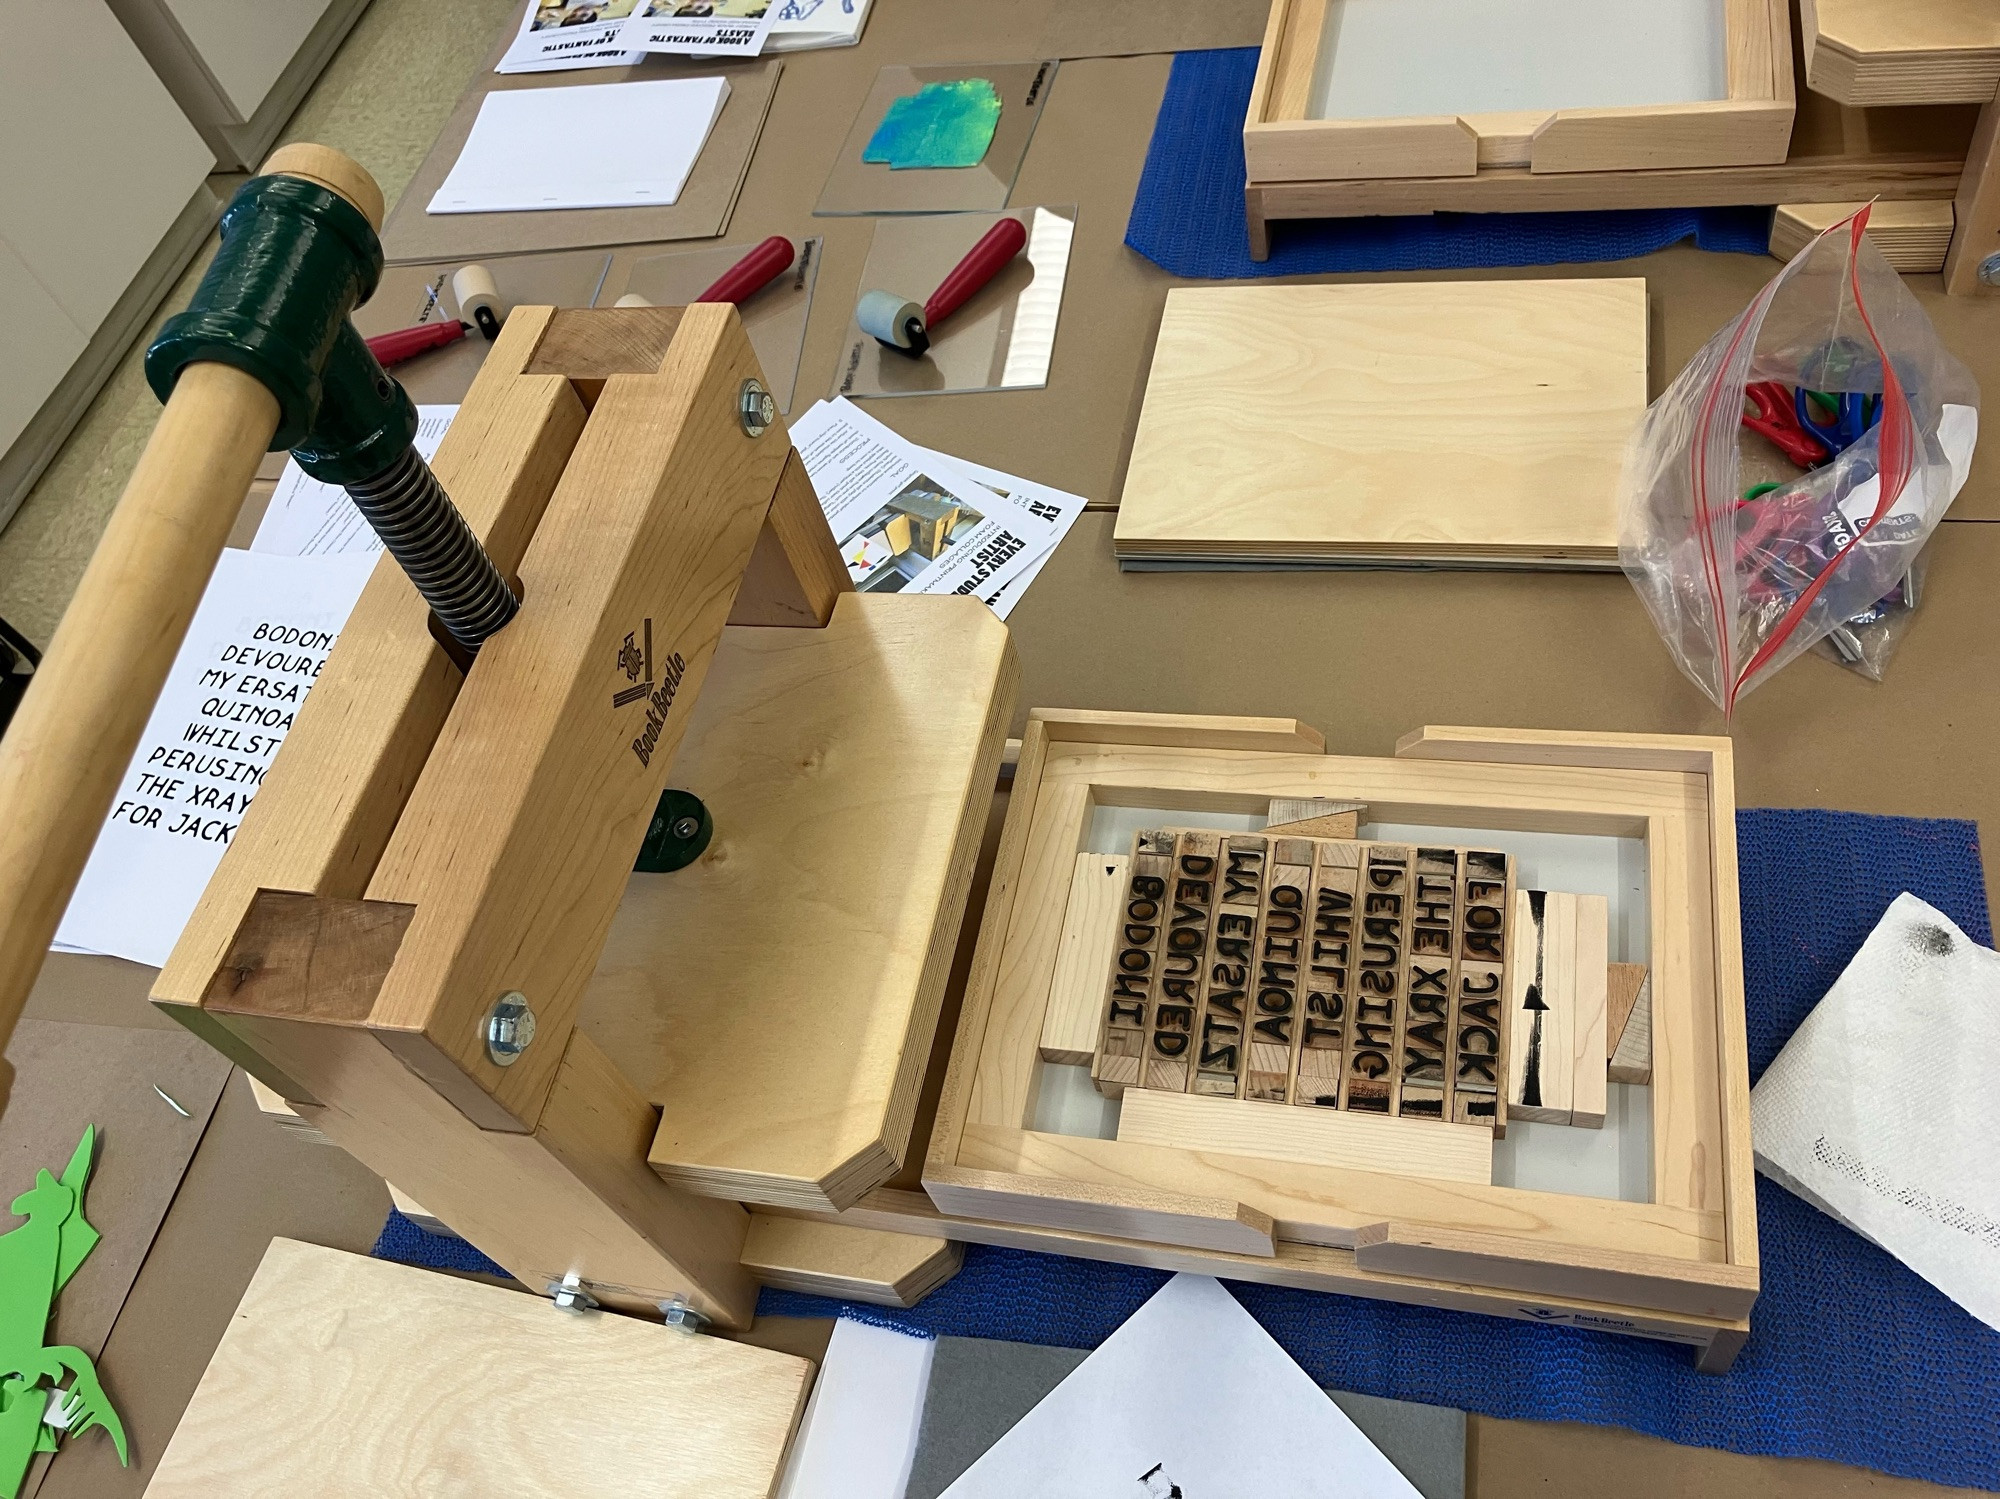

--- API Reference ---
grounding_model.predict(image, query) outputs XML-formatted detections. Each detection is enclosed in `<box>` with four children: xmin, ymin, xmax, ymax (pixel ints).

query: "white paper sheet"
<box><xmin>933</xmin><ymin>452</ymin><xmax>1088</xmax><ymax>613</ymax></box>
<box><xmin>429</xmin><ymin>78</ymin><xmax>730</xmax><ymax>214</ymax></box>
<box><xmin>789</xmin><ymin>398</ymin><xmax>1059</xmax><ymax>618</ymax></box>
<box><xmin>941</xmin><ymin>1275</ymin><xmax>1422</xmax><ymax>1497</ymax></box>
<box><xmin>252</xmin><ymin>406</ymin><xmax>458</xmax><ymax>557</ymax></box>
<box><xmin>764</xmin><ymin>0</ymin><xmax>871</xmax><ymax>51</ymax></box>
<box><xmin>1752</xmin><ymin>892</ymin><xmax>2000</xmax><ymax>1332</ymax></box>
<box><xmin>776</xmin><ymin>1319</ymin><xmax>933</xmax><ymax>1499</ymax></box>
<box><xmin>626</xmin><ymin>0</ymin><xmax>779</xmax><ymax>57</ymax></box>
<box><xmin>52</xmin><ymin>550</ymin><xmax>378</xmax><ymax>968</ymax></box>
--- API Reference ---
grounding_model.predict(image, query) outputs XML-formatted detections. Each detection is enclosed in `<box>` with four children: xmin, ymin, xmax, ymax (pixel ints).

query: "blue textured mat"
<box><xmin>371</xmin><ymin>810</ymin><xmax>2000</xmax><ymax>1488</ymax></box>
<box><xmin>1126</xmin><ymin>48</ymin><xmax>1773</xmax><ymax>279</ymax></box>
<box><xmin>754</xmin><ymin>811</ymin><xmax>2000</xmax><ymax>1491</ymax></box>
<box><xmin>374</xmin><ymin>1209</ymin><xmax>509</xmax><ymax>1278</ymax></box>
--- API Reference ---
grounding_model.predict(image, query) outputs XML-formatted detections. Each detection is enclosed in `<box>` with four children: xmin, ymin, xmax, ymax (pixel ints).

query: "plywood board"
<box><xmin>581</xmin><ymin>594</ymin><xmax>1016</xmax><ymax>1212</ymax></box>
<box><xmin>1041</xmin><ymin>851</ymin><xmax>1131</xmax><ymax>1065</ymax></box>
<box><xmin>1771</xmin><ymin>199</ymin><xmax>1956</xmax><ymax>271</ymax></box>
<box><xmin>1113</xmin><ymin>280</ymin><xmax>1647</xmax><ymax>567</ymax></box>
<box><xmin>1802</xmin><ymin>0</ymin><xmax>2000</xmax><ymax>105</ymax></box>
<box><xmin>146</xmin><ymin>1239</ymin><xmax>810</xmax><ymax>1498</ymax></box>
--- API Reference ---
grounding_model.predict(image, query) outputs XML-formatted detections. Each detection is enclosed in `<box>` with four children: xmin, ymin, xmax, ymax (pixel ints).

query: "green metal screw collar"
<box><xmin>635</xmin><ymin>790</ymin><xmax>714</xmax><ymax>874</ymax></box>
<box><xmin>144</xmin><ymin>174</ymin><xmax>384</xmax><ymax>453</ymax></box>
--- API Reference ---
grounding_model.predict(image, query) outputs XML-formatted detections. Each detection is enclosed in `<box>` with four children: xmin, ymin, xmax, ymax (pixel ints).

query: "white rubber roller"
<box><xmin>451</xmin><ymin>263</ymin><xmax>505</xmax><ymax>340</ymax></box>
<box><xmin>855</xmin><ymin>289</ymin><xmax>926</xmax><ymax>352</ymax></box>
<box><xmin>613</xmin><ymin>292</ymin><xmax>653</xmax><ymax>308</ymax></box>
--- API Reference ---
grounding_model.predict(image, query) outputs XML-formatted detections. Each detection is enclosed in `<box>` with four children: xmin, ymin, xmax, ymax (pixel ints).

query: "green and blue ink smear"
<box><xmin>863</xmin><ymin>78</ymin><xmax>1001</xmax><ymax>169</ymax></box>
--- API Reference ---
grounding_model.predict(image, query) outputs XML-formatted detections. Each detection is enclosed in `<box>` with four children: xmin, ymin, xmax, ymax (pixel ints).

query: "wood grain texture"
<box><xmin>739</xmin><ymin>1214</ymin><xmax>962</xmax><ymax>1305</ymax></box>
<box><xmin>1244</xmin><ymin>116</ymin><xmax>1480</xmax><ymax>183</ymax></box>
<box><xmin>925</xmin><ymin>1162</ymin><xmax>1277</xmax><ymax>1256</ymax></box>
<box><xmin>1607</xmin><ymin>961</ymin><xmax>1649</xmax><ymax>1054</ymax></box>
<box><xmin>1116</xmin><ymin>1088</ymin><xmax>1493</xmax><ymax>1185</ymax></box>
<box><xmin>1771</xmin><ymin>199</ymin><xmax>1955</xmax><ymax>271</ymax></box>
<box><xmin>1530</xmin><ymin>100</ymin><xmax>1795</xmax><ymax>174</ymax></box>
<box><xmin>203</xmin><ymin>890</ymin><xmax>414</xmax><ymax>1024</ymax></box>
<box><xmin>1042</xmin><ymin>851</ymin><xmax>1131</xmax><ymax>1065</ymax></box>
<box><xmin>363</xmin><ymin>304</ymin><xmax>788</xmax><ymax>1132</ymax></box>
<box><xmin>1353</xmin><ymin>1222</ymin><xmax>1759</xmax><ymax>1320</ymax></box>
<box><xmin>1610</xmin><ymin>970</ymin><xmax>1654</xmax><ymax>1085</ymax></box>
<box><xmin>1803</xmin><ymin>0</ymin><xmax>2000</xmax><ymax>105</ymax></box>
<box><xmin>0</xmin><ymin>362</ymin><xmax>276</xmax><ymax>1071</ymax></box>
<box><xmin>727</xmin><ymin>450</ymin><xmax>853</xmax><ymax>628</ymax></box>
<box><xmin>186</xmin><ymin>1007</ymin><xmax>761</xmax><ymax>1324</ymax></box>
<box><xmin>950</xmin><ymin>1123</ymin><xmax>1721</xmax><ymax>1259</ymax></box>
<box><xmin>574</xmin><ymin>595</ymin><xmax>1016</xmax><ymax>1211</ymax></box>
<box><xmin>1945</xmin><ymin>93</ymin><xmax>2000</xmax><ymax>295</ymax></box>
<box><xmin>154</xmin><ymin>306</ymin><xmax>586</xmax><ymax>1014</ymax></box>
<box><xmin>1570</xmin><ymin>895</ymin><xmax>1610</xmax><ymax>1128</ymax></box>
<box><xmin>145</xmin><ymin>1239</ymin><xmax>808</xmax><ymax>1499</ymax></box>
<box><xmin>1114</xmin><ymin>281</ymin><xmax>1646</xmax><ymax>565</ymax></box>
<box><xmin>1036</xmin><ymin>708</ymin><xmax>1326</xmax><ymax>753</ymax></box>
<box><xmin>804</xmin><ymin>1189</ymin><xmax>1748</xmax><ymax>1366</ymax></box>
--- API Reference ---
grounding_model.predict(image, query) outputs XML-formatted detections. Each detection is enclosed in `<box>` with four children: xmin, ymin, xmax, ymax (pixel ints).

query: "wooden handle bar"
<box><xmin>0</xmin><ymin>144</ymin><xmax>381</xmax><ymax>1112</ymax></box>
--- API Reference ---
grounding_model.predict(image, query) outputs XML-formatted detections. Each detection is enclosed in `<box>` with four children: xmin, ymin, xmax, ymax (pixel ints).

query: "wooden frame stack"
<box><xmin>785</xmin><ymin>713</ymin><xmax>1757</xmax><ymax>1370</ymax></box>
<box><xmin>1242</xmin><ymin>0</ymin><xmax>1988</xmax><ymax>271</ymax></box>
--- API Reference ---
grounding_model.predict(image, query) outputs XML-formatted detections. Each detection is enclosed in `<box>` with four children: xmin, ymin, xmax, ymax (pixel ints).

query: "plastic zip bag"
<box><xmin>1618</xmin><ymin>207</ymin><xmax>1980</xmax><ymax>713</ymax></box>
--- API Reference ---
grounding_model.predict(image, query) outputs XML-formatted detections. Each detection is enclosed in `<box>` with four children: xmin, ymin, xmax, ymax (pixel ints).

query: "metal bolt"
<box><xmin>549</xmin><ymin>1271</ymin><xmax>599</xmax><ymax>1313</ymax></box>
<box><xmin>670</xmin><ymin>815</ymin><xmax>700</xmax><ymax>840</ymax></box>
<box><xmin>484</xmin><ymin>991</ymin><xmax>537</xmax><ymax>1067</ymax></box>
<box><xmin>738</xmin><ymin>378</ymin><xmax>775</xmax><ymax>438</ymax></box>
<box><xmin>659</xmin><ymin>1293</ymin><xmax>710</xmax><ymax>1334</ymax></box>
<box><xmin>1981</xmin><ymin>252</ymin><xmax>2000</xmax><ymax>288</ymax></box>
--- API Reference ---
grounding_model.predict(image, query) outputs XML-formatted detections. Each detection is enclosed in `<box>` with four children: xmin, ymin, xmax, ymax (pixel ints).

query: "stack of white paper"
<box><xmin>429</xmin><ymin>78</ymin><xmax>731</xmax><ymax>214</ymax></box>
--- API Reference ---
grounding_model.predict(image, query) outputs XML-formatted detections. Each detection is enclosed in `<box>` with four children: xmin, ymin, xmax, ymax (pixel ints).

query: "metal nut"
<box><xmin>659</xmin><ymin>1293</ymin><xmax>710</xmax><ymax>1334</ymax></box>
<box><xmin>1981</xmin><ymin>252</ymin><xmax>2000</xmax><ymax>288</ymax></box>
<box><xmin>484</xmin><ymin>991</ymin><xmax>536</xmax><ymax>1067</ymax></box>
<box><xmin>671</xmin><ymin>815</ymin><xmax>701</xmax><ymax>840</ymax></box>
<box><xmin>549</xmin><ymin>1271</ymin><xmax>599</xmax><ymax>1313</ymax></box>
<box><xmin>738</xmin><ymin>378</ymin><xmax>776</xmax><ymax>438</ymax></box>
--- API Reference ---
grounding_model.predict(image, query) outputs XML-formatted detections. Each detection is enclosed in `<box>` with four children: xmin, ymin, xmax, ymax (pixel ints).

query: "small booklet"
<box><xmin>429</xmin><ymin>78</ymin><xmax>730</xmax><ymax>214</ymax></box>
<box><xmin>790</xmin><ymin>398</ymin><xmax>1082</xmax><ymax>618</ymax></box>
<box><xmin>496</xmin><ymin>0</ymin><xmax>777</xmax><ymax>70</ymax></box>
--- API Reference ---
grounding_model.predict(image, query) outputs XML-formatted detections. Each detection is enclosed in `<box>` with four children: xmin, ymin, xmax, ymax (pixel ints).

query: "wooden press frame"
<box><xmin>1245</xmin><ymin>0</ymin><xmax>1797</xmax><ymax>185</ymax></box>
<box><xmin>785</xmin><ymin>712</ymin><xmax>1759</xmax><ymax>1369</ymax></box>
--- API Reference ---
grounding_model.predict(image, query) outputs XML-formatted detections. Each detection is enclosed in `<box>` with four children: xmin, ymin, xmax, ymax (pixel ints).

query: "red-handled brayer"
<box><xmin>614</xmin><ymin>236</ymin><xmax>797</xmax><ymax>310</ymax></box>
<box><xmin>855</xmin><ymin>216</ymin><xmax>1027</xmax><ymax>358</ymax></box>
<box><xmin>365</xmin><ymin>320</ymin><xmax>470</xmax><ymax>367</ymax></box>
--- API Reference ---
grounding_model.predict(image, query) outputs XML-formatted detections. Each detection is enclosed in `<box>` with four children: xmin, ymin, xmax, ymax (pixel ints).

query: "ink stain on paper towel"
<box><xmin>863</xmin><ymin>79</ymin><xmax>1001</xmax><ymax>169</ymax></box>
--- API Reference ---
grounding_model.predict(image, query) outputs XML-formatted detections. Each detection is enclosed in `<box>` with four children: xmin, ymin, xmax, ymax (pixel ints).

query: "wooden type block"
<box><xmin>1399</xmin><ymin>847</ymin><xmax>1458</xmax><ymax>1121</ymax></box>
<box><xmin>1146</xmin><ymin>831</ymin><xmax>1221</xmax><ymax>1092</ymax></box>
<box><xmin>1610</xmin><ymin>969</ymin><xmax>1653</xmax><ymax>1086</ymax></box>
<box><xmin>1043</xmin><ymin>852</ymin><xmax>1134</xmax><ymax>1066</ymax></box>
<box><xmin>1607</xmin><ymin>962</ymin><xmax>1647</xmax><ymax>1055</ymax></box>
<box><xmin>1092</xmin><ymin>833</ymin><xmax>1173</xmax><ymax>1096</ymax></box>
<box><xmin>1245</xmin><ymin>839</ymin><xmax>1313</xmax><ymax>1102</ymax></box>
<box><xmin>1192</xmin><ymin>834</ymin><xmax>1268</xmax><ymax>1096</ymax></box>
<box><xmin>1347</xmin><ymin>844</ymin><xmax>1412</xmax><ymax>1115</ymax></box>
<box><xmin>1452</xmin><ymin>850</ymin><xmax>1511</xmax><ymax>1128</ymax></box>
<box><xmin>1291</xmin><ymin>840</ymin><xmax>1361</xmax><ymax>1108</ymax></box>
<box><xmin>1508</xmin><ymin>890</ymin><xmax>1576</xmax><ymax>1125</ymax></box>
<box><xmin>1266</xmin><ymin>797</ymin><xmax>1365</xmax><ymax>840</ymax></box>
<box><xmin>1571</xmin><ymin>896</ymin><xmax>1611</xmax><ymax>1129</ymax></box>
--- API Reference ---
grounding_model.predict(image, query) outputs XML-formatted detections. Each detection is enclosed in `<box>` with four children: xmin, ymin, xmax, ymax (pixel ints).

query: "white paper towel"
<box><xmin>1751</xmin><ymin>892</ymin><xmax>2000</xmax><ymax>1330</ymax></box>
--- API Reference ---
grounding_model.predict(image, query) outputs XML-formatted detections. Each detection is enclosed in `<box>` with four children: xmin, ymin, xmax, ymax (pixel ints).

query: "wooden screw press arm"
<box><xmin>0</xmin><ymin>146</ymin><xmax>385</xmax><ymax>1114</ymax></box>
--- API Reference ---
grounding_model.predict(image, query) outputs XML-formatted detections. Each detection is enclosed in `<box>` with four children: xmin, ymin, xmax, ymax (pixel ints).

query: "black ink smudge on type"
<box><xmin>1908</xmin><ymin>922</ymin><xmax>1955</xmax><ymax>959</ymax></box>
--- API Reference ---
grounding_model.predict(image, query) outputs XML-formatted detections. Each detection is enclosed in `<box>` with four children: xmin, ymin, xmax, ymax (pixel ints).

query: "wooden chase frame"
<box><xmin>1246</xmin><ymin>0</ymin><xmax>1797</xmax><ymax>186</ymax></box>
<box><xmin>864</xmin><ymin>712</ymin><xmax>1757</xmax><ymax>1369</ymax></box>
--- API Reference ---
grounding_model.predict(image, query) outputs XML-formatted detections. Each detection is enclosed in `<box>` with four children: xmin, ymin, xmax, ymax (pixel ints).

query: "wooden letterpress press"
<box><xmin>1398</xmin><ymin>847</ymin><xmax>1458</xmax><ymax>1120</ymax></box>
<box><xmin>1145</xmin><ymin>831</ymin><xmax>1220</xmax><ymax>1092</ymax></box>
<box><xmin>1191</xmin><ymin>835</ymin><xmax>1266</xmax><ymax>1096</ymax></box>
<box><xmin>1291</xmin><ymin>839</ymin><xmax>1360</xmax><ymax>1108</ymax></box>
<box><xmin>1092</xmin><ymin>831</ymin><xmax>1175</xmax><ymax>1096</ymax></box>
<box><xmin>1244</xmin><ymin>838</ymin><xmax>1311</xmax><ymax>1102</ymax></box>
<box><xmin>1345</xmin><ymin>843</ymin><xmax>1411</xmax><ymax>1114</ymax></box>
<box><xmin>1449</xmin><ymin>849</ymin><xmax>1511</xmax><ymax>1127</ymax></box>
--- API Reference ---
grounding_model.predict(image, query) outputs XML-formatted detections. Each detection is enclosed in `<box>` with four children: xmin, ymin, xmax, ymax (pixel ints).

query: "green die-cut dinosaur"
<box><xmin>0</xmin><ymin>1127</ymin><xmax>127</xmax><ymax>1497</ymax></box>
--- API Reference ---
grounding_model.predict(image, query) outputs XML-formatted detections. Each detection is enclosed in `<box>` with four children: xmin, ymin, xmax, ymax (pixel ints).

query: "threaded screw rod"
<box><xmin>344</xmin><ymin>445</ymin><xmax>517</xmax><ymax>652</ymax></box>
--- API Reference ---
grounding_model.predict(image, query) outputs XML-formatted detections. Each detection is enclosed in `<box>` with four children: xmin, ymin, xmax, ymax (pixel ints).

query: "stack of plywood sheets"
<box><xmin>1801</xmin><ymin>0</ymin><xmax>2000</xmax><ymax>106</ymax></box>
<box><xmin>1113</xmin><ymin>280</ymin><xmax>1648</xmax><ymax>569</ymax></box>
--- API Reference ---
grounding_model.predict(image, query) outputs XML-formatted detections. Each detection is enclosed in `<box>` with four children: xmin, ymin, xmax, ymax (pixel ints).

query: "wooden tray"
<box><xmin>794</xmin><ymin>713</ymin><xmax>1760</xmax><ymax>1370</ymax></box>
<box><xmin>1246</xmin><ymin>0</ymin><xmax>1796</xmax><ymax>185</ymax></box>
